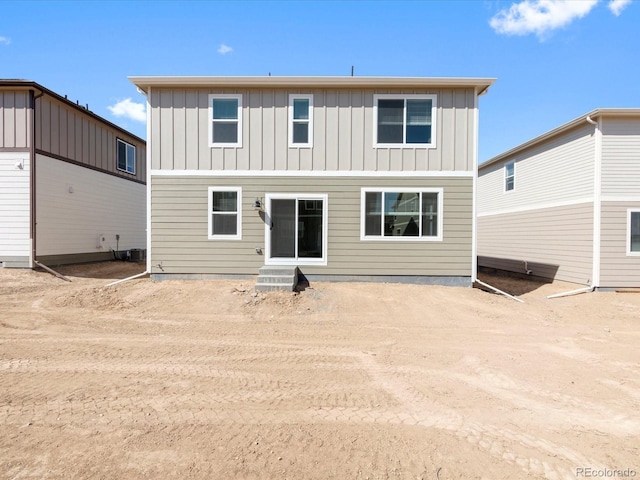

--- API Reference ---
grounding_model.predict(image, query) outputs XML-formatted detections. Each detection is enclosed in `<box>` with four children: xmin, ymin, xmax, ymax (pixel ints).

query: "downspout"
<box><xmin>143</xmin><ymin>86</ymin><xmax>152</xmax><ymax>275</ymax></box>
<box><xmin>471</xmin><ymin>86</ymin><xmax>487</xmax><ymax>283</ymax></box>
<box><xmin>587</xmin><ymin>114</ymin><xmax>602</xmax><ymax>290</ymax></box>
<box><xmin>29</xmin><ymin>88</ymin><xmax>45</xmax><ymax>268</ymax></box>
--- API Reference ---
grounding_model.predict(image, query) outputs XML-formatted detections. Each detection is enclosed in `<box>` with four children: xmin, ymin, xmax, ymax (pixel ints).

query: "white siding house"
<box><xmin>478</xmin><ymin>109</ymin><xmax>640</xmax><ymax>288</ymax></box>
<box><xmin>130</xmin><ymin>76</ymin><xmax>494</xmax><ymax>286</ymax></box>
<box><xmin>0</xmin><ymin>80</ymin><xmax>146</xmax><ymax>268</ymax></box>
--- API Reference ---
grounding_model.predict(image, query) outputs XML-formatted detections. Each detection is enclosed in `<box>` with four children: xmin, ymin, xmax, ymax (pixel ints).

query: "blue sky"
<box><xmin>1</xmin><ymin>0</ymin><xmax>638</xmax><ymax>162</ymax></box>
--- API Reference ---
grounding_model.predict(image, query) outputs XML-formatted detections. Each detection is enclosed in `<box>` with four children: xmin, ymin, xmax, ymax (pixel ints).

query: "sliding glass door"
<box><xmin>266</xmin><ymin>194</ymin><xmax>327</xmax><ymax>265</ymax></box>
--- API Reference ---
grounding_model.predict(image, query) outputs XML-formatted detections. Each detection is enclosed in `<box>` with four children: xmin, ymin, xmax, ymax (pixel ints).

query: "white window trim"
<box><xmin>208</xmin><ymin>94</ymin><xmax>243</xmax><ymax>148</ymax></box>
<box><xmin>360</xmin><ymin>187</ymin><xmax>443</xmax><ymax>242</ymax></box>
<box><xmin>289</xmin><ymin>94</ymin><xmax>314</xmax><ymax>148</ymax></box>
<box><xmin>265</xmin><ymin>193</ymin><xmax>328</xmax><ymax>266</ymax></box>
<box><xmin>208</xmin><ymin>186</ymin><xmax>242</xmax><ymax>240</ymax></box>
<box><xmin>504</xmin><ymin>161</ymin><xmax>515</xmax><ymax>193</ymax></box>
<box><xmin>373</xmin><ymin>94</ymin><xmax>437</xmax><ymax>149</ymax></box>
<box><xmin>116</xmin><ymin>138</ymin><xmax>136</xmax><ymax>174</ymax></box>
<box><xmin>627</xmin><ymin>208</ymin><xmax>640</xmax><ymax>256</ymax></box>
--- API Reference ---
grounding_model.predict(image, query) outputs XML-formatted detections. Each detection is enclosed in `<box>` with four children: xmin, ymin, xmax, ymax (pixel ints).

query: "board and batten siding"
<box><xmin>35</xmin><ymin>95</ymin><xmax>146</xmax><ymax>183</ymax></box>
<box><xmin>1</xmin><ymin>90</ymin><xmax>32</xmax><ymax>149</ymax></box>
<box><xmin>150</xmin><ymin>176</ymin><xmax>472</xmax><ymax>277</ymax></box>
<box><xmin>149</xmin><ymin>88</ymin><xmax>477</xmax><ymax>172</ymax></box>
<box><xmin>600</xmin><ymin>117</ymin><xmax>640</xmax><ymax>197</ymax></box>
<box><xmin>477</xmin><ymin>202</ymin><xmax>594</xmax><ymax>284</ymax></box>
<box><xmin>0</xmin><ymin>152</ymin><xmax>31</xmax><ymax>267</ymax></box>
<box><xmin>599</xmin><ymin>201</ymin><xmax>640</xmax><ymax>287</ymax></box>
<box><xmin>478</xmin><ymin>123</ymin><xmax>595</xmax><ymax>215</ymax></box>
<box><xmin>35</xmin><ymin>154</ymin><xmax>146</xmax><ymax>258</ymax></box>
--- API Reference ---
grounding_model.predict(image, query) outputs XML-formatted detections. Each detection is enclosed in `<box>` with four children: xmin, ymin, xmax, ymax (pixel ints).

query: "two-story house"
<box><xmin>478</xmin><ymin>109</ymin><xmax>640</xmax><ymax>289</ymax></box>
<box><xmin>0</xmin><ymin>80</ymin><xmax>146</xmax><ymax>268</ymax></box>
<box><xmin>129</xmin><ymin>76</ymin><xmax>494</xmax><ymax>287</ymax></box>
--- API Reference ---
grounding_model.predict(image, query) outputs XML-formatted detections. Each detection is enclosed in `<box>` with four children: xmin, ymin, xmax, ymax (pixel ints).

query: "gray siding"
<box><xmin>0</xmin><ymin>90</ymin><xmax>31</xmax><ymax>149</ymax></box>
<box><xmin>478</xmin><ymin>123</ymin><xmax>595</xmax><ymax>215</ymax></box>
<box><xmin>150</xmin><ymin>176</ymin><xmax>472</xmax><ymax>277</ymax></box>
<box><xmin>477</xmin><ymin>202</ymin><xmax>594</xmax><ymax>284</ymax></box>
<box><xmin>149</xmin><ymin>88</ymin><xmax>477</xmax><ymax>173</ymax></box>
<box><xmin>599</xmin><ymin>201</ymin><xmax>640</xmax><ymax>288</ymax></box>
<box><xmin>35</xmin><ymin>95</ymin><xmax>146</xmax><ymax>183</ymax></box>
<box><xmin>601</xmin><ymin>117</ymin><xmax>640</xmax><ymax>197</ymax></box>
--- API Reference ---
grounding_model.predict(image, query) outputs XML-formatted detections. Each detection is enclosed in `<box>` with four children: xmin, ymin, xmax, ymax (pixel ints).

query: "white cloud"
<box><xmin>608</xmin><ymin>0</ymin><xmax>631</xmax><ymax>15</ymax></box>
<box><xmin>0</xmin><ymin>36</ymin><xmax>11</xmax><ymax>45</ymax></box>
<box><xmin>218</xmin><ymin>44</ymin><xmax>233</xmax><ymax>55</ymax></box>
<box><xmin>490</xmin><ymin>0</ymin><xmax>599</xmax><ymax>38</ymax></box>
<box><xmin>107</xmin><ymin>98</ymin><xmax>146</xmax><ymax>123</ymax></box>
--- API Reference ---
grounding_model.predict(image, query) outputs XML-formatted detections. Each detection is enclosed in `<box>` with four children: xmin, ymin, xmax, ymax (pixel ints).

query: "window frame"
<box><xmin>504</xmin><ymin>161</ymin><xmax>515</xmax><ymax>192</ymax></box>
<box><xmin>373</xmin><ymin>94</ymin><xmax>437</xmax><ymax>149</ymax></box>
<box><xmin>208</xmin><ymin>94</ymin><xmax>243</xmax><ymax>148</ymax></box>
<box><xmin>289</xmin><ymin>94</ymin><xmax>314</xmax><ymax>148</ymax></box>
<box><xmin>360</xmin><ymin>187</ymin><xmax>443</xmax><ymax>242</ymax></box>
<box><xmin>207</xmin><ymin>187</ymin><xmax>242</xmax><ymax>240</ymax></box>
<box><xmin>116</xmin><ymin>138</ymin><xmax>136</xmax><ymax>174</ymax></box>
<box><xmin>627</xmin><ymin>209</ymin><xmax>640</xmax><ymax>256</ymax></box>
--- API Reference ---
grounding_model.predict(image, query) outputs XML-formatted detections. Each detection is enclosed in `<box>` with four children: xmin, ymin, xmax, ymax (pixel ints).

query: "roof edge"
<box><xmin>129</xmin><ymin>75</ymin><xmax>496</xmax><ymax>93</ymax></box>
<box><xmin>0</xmin><ymin>79</ymin><xmax>145</xmax><ymax>144</ymax></box>
<box><xmin>480</xmin><ymin>108</ymin><xmax>640</xmax><ymax>170</ymax></box>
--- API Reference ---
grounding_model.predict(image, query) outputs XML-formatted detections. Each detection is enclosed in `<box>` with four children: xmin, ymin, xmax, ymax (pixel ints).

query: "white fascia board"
<box><xmin>129</xmin><ymin>76</ymin><xmax>496</xmax><ymax>93</ymax></box>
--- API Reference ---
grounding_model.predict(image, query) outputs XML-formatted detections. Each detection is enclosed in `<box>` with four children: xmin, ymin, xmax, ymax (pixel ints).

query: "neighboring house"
<box><xmin>478</xmin><ymin>109</ymin><xmax>640</xmax><ymax>289</ymax></box>
<box><xmin>129</xmin><ymin>76</ymin><xmax>494</xmax><ymax>285</ymax></box>
<box><xmin>0</xmin><ymin>80</ymin><xmax>146</xmax><ymax>268</ymax></box>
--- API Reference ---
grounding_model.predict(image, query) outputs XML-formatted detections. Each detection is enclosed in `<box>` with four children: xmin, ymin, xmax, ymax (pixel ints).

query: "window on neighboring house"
<box><xmin>289</xmin><ymin>94</ymin><xmax>313</xmax><ymax>147</ymax></box>
<box><xmin>116</xmin><ymin>139</ymin><xmax>136</xmax><ymax>174</ymax></box>
<box><xmin>505</xmin><ymin>162</ymin><xmax>515</xmax><ymax>191</ymax></box>
<box><xmin>209</xmin><ymin>94</ymin><xmax>242</xmax><ymax>147</ymax></box>
<box><xmin>373</xmin><ymin>94</ymin><xmax>436</xmax><ymax>147</ymax></box>
<box><xmin>208</xmin><ymin>187</ymin><xmax>242</xmax><ymax>240</ymax></box>
<box><xmin>628</xmin><ymin>210</ymin><xmax>640</xmax><ymax>255</ymax></box>
<box><xmin>361</xmin><ymin>188</ymin><xmax>443</xmax><ymax>241</ymax></box>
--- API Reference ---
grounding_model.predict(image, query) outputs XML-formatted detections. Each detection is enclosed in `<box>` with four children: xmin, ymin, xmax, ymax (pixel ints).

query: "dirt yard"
<box><xmin>0</xmin><ymin>262</ymin><xmax>638</xmax><ymax>480</ymax></box>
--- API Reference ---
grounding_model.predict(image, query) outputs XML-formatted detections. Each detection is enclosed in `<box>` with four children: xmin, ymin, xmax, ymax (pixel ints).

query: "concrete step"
<box><xmin>255</xmin><ymin>266</ymin><xmax>299</xmax><ymax>292</ymax></box>
<box><xmin>255</xmin><ymin>282</ymin><xmax>296</xmax><ymax>292</ymax></box>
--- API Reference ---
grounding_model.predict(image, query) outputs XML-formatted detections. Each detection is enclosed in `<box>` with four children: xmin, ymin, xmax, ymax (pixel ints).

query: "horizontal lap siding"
<box><xmin>0</xmin><ymin>153</ymin><xmax>31</xmax><ymax>263</ymax></box>
<box><xmin>150</xmin><ymin>88</ymin><xmax>476</xmax><ymax>173</ymax></box>
<box><xmin>478</xmin><ymin>124</ymin><xmax>594</xmax><ymax>215</ymax></box>
<box><xmin>150</xmin><ymin>176</ymin><xmax>472</xmax><ymax>276</ymax></box>
<box><xmin>599</xmin><ymin>201</ymin><xmax>640</xmax><ymax>288</ymax></box>
<box><xmin>477</xmin><ymin>203</ymin><xmax>593</xmax><ymax>284</ymax></box>
<box><xmin>35</xmin><ymin>155</ymin><xmax>146</xmax><ymax>257</ymax></box>
<box><xmin>601</xmin><ymin>117</ymin><xmax>640</xmax><ymax>197</ymax></box>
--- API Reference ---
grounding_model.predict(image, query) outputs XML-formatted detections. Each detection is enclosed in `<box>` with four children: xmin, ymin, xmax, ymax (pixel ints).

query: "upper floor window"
<box><xmin>505</xmin><ymin>161</ymin><xmax>515</xmax><ymax>192</ymax></box>
<box><xmin>116</xmin><ymin>138</ymin><xmax>136</xmax><ymax>174</ymax></box>
<box><xmin>628</xmin><ymin>209</ymin><xmax>640</xmax><ymax>255</ymax></box>
<box><xmin>289</xmin><ymin>94</ymin><xmax>313</xmax><ymax>147</ymax></box>
<box><xmin>373</xmin><ymin>94</ymin><xmax>436</xmax><ymax>148</ymax></box>
<box><xmin>209</xmin><ymin>94</ymin><xmax>242</xmax><ymax>147</ymax></box>
<box><xmin>361</xmin><ymin>188</ymin><xmax>443</xmax><ymax>241</ymax></box>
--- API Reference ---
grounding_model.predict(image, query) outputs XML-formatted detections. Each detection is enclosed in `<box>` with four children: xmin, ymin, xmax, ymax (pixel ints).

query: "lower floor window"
<box><xmin>629</xmin><ymin>209</ymin><xmax>640</xmax><ymax>254</ymax></box>
<box><xmin>361</xmin><ymin>188</ymin><xmax>443</xmax><ymax>241</ymax></box>
<box><xmin>208</xmin><ymin>187</ymin><xmax>242</xmax><ymax>240</ymax></box>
